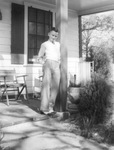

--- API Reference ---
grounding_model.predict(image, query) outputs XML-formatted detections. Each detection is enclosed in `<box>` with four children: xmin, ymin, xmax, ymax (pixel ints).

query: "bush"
<box><xmin>77</xmin><ymin>74</ymin><xmax>112</xmax><ymax>137</ymax></box>
<box><xmin>93</xmin><ymin>47</ymin><xmax>111</xmax><ymax>79</ymax></box>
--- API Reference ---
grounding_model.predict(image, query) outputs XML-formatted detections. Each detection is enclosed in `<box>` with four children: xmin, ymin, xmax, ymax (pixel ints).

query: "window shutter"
<box><xmin>11</xmin><ymin>3</ymin><xmax>24</xmax><ymax>64</ymax></box>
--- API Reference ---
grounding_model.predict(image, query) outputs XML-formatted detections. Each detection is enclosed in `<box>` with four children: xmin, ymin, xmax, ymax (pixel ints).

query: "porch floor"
<box><xmin>0</xmin><ymin>98</ymin><xmax>113</xmax><ymax>150</ymax></box>
<box><xmin>0</xmin><ymin>98</ymin><xmax>47</xmax><ymax>128</ymax></box>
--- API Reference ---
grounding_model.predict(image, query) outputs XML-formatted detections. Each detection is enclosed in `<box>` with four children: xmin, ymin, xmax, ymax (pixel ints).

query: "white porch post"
<box><xmin>55</xmin><ymin>0</ymin><xmax>68</xmax><ymax>111</ymax></box>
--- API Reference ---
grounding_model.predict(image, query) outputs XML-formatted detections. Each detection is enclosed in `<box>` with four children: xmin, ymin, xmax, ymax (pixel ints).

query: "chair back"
<box><xmin>0</xmin><ymin>69</ymin><xmax>16</xmax><ymax>82</ymax></box>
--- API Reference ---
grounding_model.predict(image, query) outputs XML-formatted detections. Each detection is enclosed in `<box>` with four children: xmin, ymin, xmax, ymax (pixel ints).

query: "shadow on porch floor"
<box><xmin>0</xmin><ymin>98</ymin><xmax>48</xmax><ymax>128</ymax></box>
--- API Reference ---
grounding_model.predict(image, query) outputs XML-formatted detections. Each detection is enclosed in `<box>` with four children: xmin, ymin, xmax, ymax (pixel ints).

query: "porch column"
<box><xmin>55</xmin><ymin>0</ymin><xmax>68</xmax><ymax>111</ymax></box>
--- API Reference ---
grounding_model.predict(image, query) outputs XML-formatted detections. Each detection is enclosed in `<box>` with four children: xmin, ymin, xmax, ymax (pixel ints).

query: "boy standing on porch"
<box><xmin>37</xmin><ymin>27</ymin><xmax>61</xmax><ymax>115</ymax></box>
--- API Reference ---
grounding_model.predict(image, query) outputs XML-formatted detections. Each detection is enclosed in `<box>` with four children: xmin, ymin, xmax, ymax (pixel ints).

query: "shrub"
<box><xmin>77</xmin><ymin>74</ymin><xmax>112</xmax><ymax>137</ymax></box>
<box><xmin>93</xmin><ymin>47</ymin><xmax>111</xmax><ymax>79</ymax></box>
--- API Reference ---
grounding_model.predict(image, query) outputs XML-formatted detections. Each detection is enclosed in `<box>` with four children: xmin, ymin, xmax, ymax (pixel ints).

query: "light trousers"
<box><xmin>40</xmin><ymin>60</ymin><xmax>60</xmax><ymax>112</ymax></box>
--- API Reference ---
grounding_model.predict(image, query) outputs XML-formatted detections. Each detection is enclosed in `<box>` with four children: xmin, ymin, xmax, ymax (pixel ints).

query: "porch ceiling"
<box><xmin>4</xmin><ymin>0</ymin><xmax>114</xmax><ymax>14</ymax></box>
<box><xmin>69</xmin><ymin>0</ymin><xmax>114</xmax><ymax>11</ymax></box>
<box><xmin>38</xmin><ymin>0</ymin><xmax>114</xmax><ymax>14</ymax></box>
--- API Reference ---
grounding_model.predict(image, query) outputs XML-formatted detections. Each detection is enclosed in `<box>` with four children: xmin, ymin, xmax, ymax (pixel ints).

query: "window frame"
<box><xmin>24</xmin><ymin>2</ymin><xmax>55</xmax><ymax>65</ymax></box>
<box><xmin>28</xmin><ymin>7</ymin><xmax>52</xmax><ymax>64</ymax></box>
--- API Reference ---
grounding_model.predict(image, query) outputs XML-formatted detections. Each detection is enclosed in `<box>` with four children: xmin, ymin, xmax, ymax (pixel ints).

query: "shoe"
<box><xmin>49</xmin><ymin>109</ymin><xmax>55</xmax><ymax>113</ymax></box>
<box><xmin>47</xmin><ymin>111</ymin><xmax>57</xmax><ymax>117</ymax></box>
<box><xmin>37</xmin><ymin>108</ymin><xmax>50</xmax><ymax>115</ymax></box>
<box><xmin>37</xmin><ymin>108</ymin><xmax>45</xmax><ymax>115</ymax></box>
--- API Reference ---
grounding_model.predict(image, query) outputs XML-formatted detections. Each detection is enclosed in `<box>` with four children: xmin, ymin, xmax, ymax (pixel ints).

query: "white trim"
<box><xmin>78</xmin><ymin>4</ymin><xmax>114</xmax><ymax>16</ymax></box>
<box><xmin>23</xmin><ymin>64</ymin><xmax>43</xmax><ymax>67</ymax></box>
<box><xmin>24</xmin><ymin>1</ymin><xmax>76</xmax><ymax>13</ymax></box>
<box><xmin>24</xmin><ymin>1</ymin><xmax>56</xmax><ymax>12</ymax></box>
<box><xmin>24</xmin><ymin>4</ymin><xmax>28</xmax><ymax>65</ymax></box>
<box><xmin>53</xmin><ymin>12</ymin><xmax>56</xmax><ymax>27</ymax></box>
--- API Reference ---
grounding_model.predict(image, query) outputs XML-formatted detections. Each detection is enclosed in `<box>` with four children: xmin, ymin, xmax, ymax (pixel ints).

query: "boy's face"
<box><xmin>48</xmin><ymin>30</ymin><xmax>58</xmax><ymax>42</ymax></box>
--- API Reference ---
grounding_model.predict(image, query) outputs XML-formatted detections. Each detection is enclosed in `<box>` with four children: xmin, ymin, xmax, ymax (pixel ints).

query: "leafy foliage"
<box><xmin>77</xmin><ymin>75</ymin><xmax>112</xmax><ymax>137</ymax></box>
<box><xmin>82</xmin><ymin>12</ymin><xmax>114</xmax><ymax>61</ymax></box>
<box><xmin>82</xmin><ymin>14</ymin><xmax>114</xmax><ymax>32</ymax></box>
<box><xmin>93</xmin><ymin>47</ymin><xmax>111</xmax><ymax>79</ymax></box>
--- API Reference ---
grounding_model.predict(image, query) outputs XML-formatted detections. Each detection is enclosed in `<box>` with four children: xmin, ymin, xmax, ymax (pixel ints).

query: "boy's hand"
<box><xmin>37</xmin><ymin>58</ymin><xmax>44</xmax><ymax>64</ymax></box>
<box><xmin>29</xmin><ymin>58</ymin><xmax>44</xmax><ymax>64</ymax></box>
<box><xmin>29</xmin><ymin>58</ymin><xmax>36</xmax><ymax>62</ymax></box>
<box><xmin>29</xmin><ymin>58</ymin><xmax>41</xmax><ymax>64</ymax></box>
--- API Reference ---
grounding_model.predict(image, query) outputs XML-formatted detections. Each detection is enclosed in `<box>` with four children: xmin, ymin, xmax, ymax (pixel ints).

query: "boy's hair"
<box><xmin>49</xmin><ymin>27</ymin><xmax>59</xmax><ymax>33</ymax></box>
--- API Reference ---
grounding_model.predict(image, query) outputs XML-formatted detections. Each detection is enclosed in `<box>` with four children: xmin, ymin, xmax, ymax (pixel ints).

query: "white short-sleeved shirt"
<box><xmin>38</xmin><ymin>40</ymin><xmax>60</xmax><ymax>63</ymax></box>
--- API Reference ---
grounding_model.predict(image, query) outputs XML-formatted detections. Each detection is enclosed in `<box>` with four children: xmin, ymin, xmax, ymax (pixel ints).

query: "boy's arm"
<box><xmin>37</xmin><ymin>43</ymin><xmax>45</xmax><ymax>64</ymax></box>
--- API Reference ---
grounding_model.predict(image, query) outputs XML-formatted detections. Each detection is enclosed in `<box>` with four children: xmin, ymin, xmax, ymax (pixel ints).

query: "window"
<box><xmin>28</xmin><ymin>7</ymin><xmax>52</xmax><ymax>64</ymax></box>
